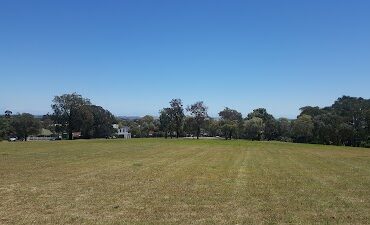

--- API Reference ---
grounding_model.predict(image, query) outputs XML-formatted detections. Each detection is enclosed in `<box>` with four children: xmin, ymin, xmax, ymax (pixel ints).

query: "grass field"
<box><xmin>0</xmin><ymin>139</ymin><xmax>369</xmax><ymax>224</ymax></box>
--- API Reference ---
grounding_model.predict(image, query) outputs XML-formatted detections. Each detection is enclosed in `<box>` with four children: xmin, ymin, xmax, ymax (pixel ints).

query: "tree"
<box><xmin>169</xmin><ymin>99</ymin><xmax>185</xmax><ymax>138</ymax></box>
<box><xmin>0</xmin><ymin>117</ymin><xmax>12</xmax><ymax>140</ymax></box>
<box><xmin>75</xmin><ymin>105</ymin><xmax>94</xmax><ymax>138</ymax></box>
<box><xmin>219</xmin><ymin>107</ymin><xmax>243</xmax><ymax>140</ymax></box>
<box><xmin>128</xmin><ymin>121</ymin><xmax>141</xmax><ymax>138</ymax></box>
<box><xmin>244</xmin><ymin>117</ymin><xmax>264</xmax><ymax>140</ymax></box>
<box><xmin>159</xmin><ymin>108</ymin><xmax>172</xmax><ymax>139</ymax></box>
<box><xmin>299</xmin><ymin>106</ymin><xmax>322</xmax><ymax>117</ymax></box>
<box><xmin>277</xmin><ymin>118</ymin><xmax>291</xmax><ymax>141</ymax></box>
<box><xmin>152</xmin><ymin>118</ymin><xmax>161</xmax><ymax>137</ymax></box>
<box><xmin>41</xmin><ymin>114</ymin><xmax>55</xmax><ymax>133</ymax></box>
<box><xmin>183</xmin><ymin>116</ymin><xmax>197</xmax><ymax>137</ymax></box>
<box><xmin>11</xmin><ymin>113</ymin><xmax>41</xmax><ymax>141</ymax></box>
<box><xmin>293</xmin><ymin>96</ymin><xmax>370</xmax><ymax>146</ymax></box>
<box><xmin>51</xmin><ymin>93</ymin><xmax>91</xmax><ymax>140</ymax></box>
<box><xmin>247</xmin><ymin>108</ymin><xmax>277</xmax><ymax>140</ymax></box>
<box><xmin>292</xmin><ymin>114</ymin><xmax>314</xmax><ymax>143</ymax></box>
<box><xmin>186</xmin><ymin>101</ymin><xmax>208</xmax><ymax>139</ymax></box>
<box><xmin>313</xmin><ymin>112</ymin><xmax>342</xmax><ymax>145</ymax></box>
<box><xmin>89</xmin><ymin>105</ymin><xmax>117</xmax><ymax>138</ymax></box>
<box><xmin>205</xmin><ymin>118</ymin><xmax>221</xmax><ymax>137</ymax></box>
<box><xmin>247</xmin><ymin>108</ymin><xmax>273</xmax><ymax>121</ymax></box>
<box><xmin>140</xmin><ymin>115</ymin><xmax>156</xmax><ymax>137</ymax></box>
<box><xmin>5</xmin><ymin>110</ymin><xmax>12</xmax><ymax>119</ymax></box>
<box><xmin>332</xmin><ymin>96</ymin><xmax>370</xmax><ymax>146</ymax></box>
<box><xmin>338</xmin><ymin>122</ymin><xmax>353</xmax><ymax>146</ymax></box>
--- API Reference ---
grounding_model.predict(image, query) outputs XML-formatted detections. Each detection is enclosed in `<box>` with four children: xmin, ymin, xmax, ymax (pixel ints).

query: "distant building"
<box><xmin>27</xmin><ymin>128</ymin><xmax>56</xmax><ymax>141</ymax></box>
<box><xmin>112</xmin><ymin>124</ymin><xmax>131</xmax><ymax>139</ymax></box>
<box><xmin>72</xmin><ymin>131</ymin><xmax>82</xmax><ymax>139</ymax></box>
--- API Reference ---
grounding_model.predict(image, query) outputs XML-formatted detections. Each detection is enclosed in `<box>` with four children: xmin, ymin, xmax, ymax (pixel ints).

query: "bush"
<box><xmin>360</xmin><ymin>141</ymin><xmax>370</xmax><ymax>148</ymax></box>
<box><xmin>279</xmin><ymin>136</ymin><xmax>293</xmax><ymax>142</ymax></box>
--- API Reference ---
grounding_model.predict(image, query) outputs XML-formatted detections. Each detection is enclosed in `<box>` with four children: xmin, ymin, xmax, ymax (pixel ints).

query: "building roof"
<box><xmin>40</xmin><ymin>128</ymin><xmax>53</xmax><ymax>136</ymax></box>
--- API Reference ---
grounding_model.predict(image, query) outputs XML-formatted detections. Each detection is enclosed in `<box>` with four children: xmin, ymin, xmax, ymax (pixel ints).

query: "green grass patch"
<box><xmin>0</xmin><ymin>139</ymin><xmax>369</xmax><ymax>224</ymax></box>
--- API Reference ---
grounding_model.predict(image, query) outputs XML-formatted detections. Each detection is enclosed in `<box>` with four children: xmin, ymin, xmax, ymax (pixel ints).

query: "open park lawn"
<box><xmin>0</xmin><ymin>139</ymin><xmax>369</xmax><ymax>224</ymax></box>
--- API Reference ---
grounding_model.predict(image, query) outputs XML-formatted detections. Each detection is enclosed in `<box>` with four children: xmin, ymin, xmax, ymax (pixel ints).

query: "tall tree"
<box><xmin>186</xmin><ymin>101</ymin><xmax>208</xmax><ymax>139</ymax></box>
<box><xmin>332</xmin><ymin>96</ymin><xmax>370</xmax><ymax>146</ymax></box>
<box><xmin>159</xmin><ymin>108</ymin><xmax>172</xmax><ymax>139</ymax></box>
<box><xmin>292</xmin><ymin>114</ymin><xmax>314</xmax><ymax>143</ymax></box>
<box><xmin>140</xmin><ymin>115</ymin><xmax>156</xmax><ymax>137</ymax></box>
<box><xmin>183</xmin><ymin>116</ymin><xmax>197</xmax><ymax>137</ymax></box>
<box><xmin>0</xmin><ymin>117</ymin><xmax>12</xmax><ymax>140</ymax></box>
<box><xmin>169</xmin><ymin>99</ymin><xmax>185</xmax><ymax>138</ymax></box>
<box><xmin>89</xmin><ymin>105</ymin><xmax>116</xmax><ymax>138</ymax></box>
<box><xmin>205</xmin><ymin>118</ymin><xmax>221</xmax><ymax>137</ymax></box>
<box><xmin>244</xmin><ymin>117</ymin><xmax>264</xmax><ymax>140</ymax></box>
<box><xmin>247</xmin><ymin>108</ymin><xmax>277</xmax><ymax>140</ymax></box>
<box><xmin>77</xmin><ymin>105</ymin><xmax>95</xmax><ymax>138</ymax></box>
<box><xmin>299</xmin><ymin>106</ymin><xmax>322</xmax><ymax>117</ymax></box>
<box><xmin>51</xmin><ymin>93</ymin><xmax>91</xmax><ymax>140</ymax></box>
<box><xmin>219</xmin><ymin>107</ymin><xmax>243</xmax><ymax>140</ymax></box>
<box><xmin>11</xmin><ymin>113</ymin><xmax>41</xmax><ymax>141</ymax></box>
<box><xmin>277</xmin><ymin>118</ymin><xmax>291</xmax><ymax>141</ymax></box>
<box><xmin>295</xmin><ymin>96</ymin><xmax>370</xmax><ymax>146</ymax></box>
<box><xmin>128</xmin><ymin>120</ymin><xmax>142</xmax><ymax>138</ymax></box>
<box><xmin>247</xmin><ymin>108</ymin><xmax>274</xmax><ymax>121</ymax></box>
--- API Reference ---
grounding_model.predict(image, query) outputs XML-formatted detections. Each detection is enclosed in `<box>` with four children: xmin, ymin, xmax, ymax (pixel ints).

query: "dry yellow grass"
<box><xmin>0</xmin><ymin>139</ymin><xmax>369</xmax><ymax>224</ymax></box>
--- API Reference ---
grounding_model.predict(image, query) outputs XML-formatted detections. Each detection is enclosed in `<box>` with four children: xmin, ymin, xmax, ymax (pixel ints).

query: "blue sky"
<box><xmin>1</xmin><ymin>0</ymin><xmax>369</xmax><ymax>118</ymax></box>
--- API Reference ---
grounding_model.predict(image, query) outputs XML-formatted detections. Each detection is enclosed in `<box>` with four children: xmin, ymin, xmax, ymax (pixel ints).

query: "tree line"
<box><xmin>1</xmin><ymin>94</ymin><xmax>370</xmax><ymax>148</ymax></box>
<box><xmin>153</xmin><ymin>96</ymin><xmax>370</xmax><ymax>148</ymax></box>
<box><xmin>0</xmin><ymin>93</ymin><xmax>117</xmax><ymax>140</ymax></box>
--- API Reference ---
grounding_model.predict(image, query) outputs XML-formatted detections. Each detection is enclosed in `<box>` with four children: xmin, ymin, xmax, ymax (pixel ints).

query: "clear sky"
<box><xmin>1</xmin><ymin>0</ymin><xmax>369</xmax><ymax>118</ymax></box>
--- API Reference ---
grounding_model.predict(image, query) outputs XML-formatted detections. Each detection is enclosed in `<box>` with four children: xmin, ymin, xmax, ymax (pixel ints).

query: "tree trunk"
<box><xmin>68</xmin><ymin>114</ymin><xmax>73</xmax><ymax>140</ymax></box>
<box><xmin>23</xmin><ymin>128</ymin><xmax>27</xmax><ymax>141</ymax></box>
<box><xmin>69</xmin><ymin>130</ymin><xmax>73</xmax><ymax>140</ymax></box>
<box><xmin>196</xmin><ymin>127</ymin><xmax>200</xmax><ymax>139</ymax></box>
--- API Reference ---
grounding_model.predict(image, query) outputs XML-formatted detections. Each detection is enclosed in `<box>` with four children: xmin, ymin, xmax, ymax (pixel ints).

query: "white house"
<box><xmin>112</xmin><ymin>124</ymin><xmax>131</xmax><ymax>139</ymax></box>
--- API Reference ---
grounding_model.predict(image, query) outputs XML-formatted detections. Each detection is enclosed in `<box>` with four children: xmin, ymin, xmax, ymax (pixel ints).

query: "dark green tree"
<box><xmin>204</xmin><ymin>118</ymin><xmax>221</xmax><ymax>137</ymax></box>
<box><xmin>0</xmin><ymin>117</ymin><xmax>13</xmax><ymax>140</ymax></box>
<box><xmin>89</xmin><ymin>105</ymin><xmax>117</xmax><ymax>138</ymax></box>
<box><xmin>277</xmin><ymin>118</ymin><xmax>292</xmax><ymax>141</ymax></box>
<box><xmin>292</xmin><ymin>114</ymin><xmax>314</xmax><ymax>143</ymax></box>
<box><xmin>299</xmin><ymin>106</ymin><xmax>322</xmax><ymax>117</ymax></box>
<box><xmin>247</xmin><ymin>108</ymin><xmax>277</xmax><ymax>140</ymax></box>
<box><xmin>186</xmin><ymin>101</ymin><xmax>208</xmax><ymax>139</ymax></box>
<box><xmin>11</xmin><ymin>113</ymin><xmax>41</xmax><ymax>141</ymax></box>
<box><xmin>140</xmin><ymin>115</ymin><xmax>156</xmax><ymax>137</ymax></box>
<box><xmin>332</xmin><ymin>96</ymin><xmax>370</xmax><ymax>146</ymax></box>
<box><xmin>159</xmin><ymin>108</ymin><xmax>172</xmax><ymax>139</ymax></box>
<box><xmin>51</xmin><ymin>93</ymin><xmax>91</xmax><ymax>140</ymax></box>
<box><xmin>169</xmin><ymin>99</ymin><xmax>185</xmax><ymax>138</ymax></box>
<box><xmin>219</xmin><ymin>107</ymin><xmax>243</xmax><ymax>140</ymax></box>
<box><xmin>183</xmin><ymin>116</ymin><xmax>197</xmax><ymax>137</ymax></box>
<box><xmin>244</xmin><ymin>117</ymin><xmax>264</xmax><ymax>140</ymax></box>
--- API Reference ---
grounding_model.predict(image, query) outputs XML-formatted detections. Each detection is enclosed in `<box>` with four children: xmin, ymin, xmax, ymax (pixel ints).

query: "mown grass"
<box><xmin>0</xmin><ymin>139</ymin><xmax>369</xmax><ymax>224</ymax></box>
